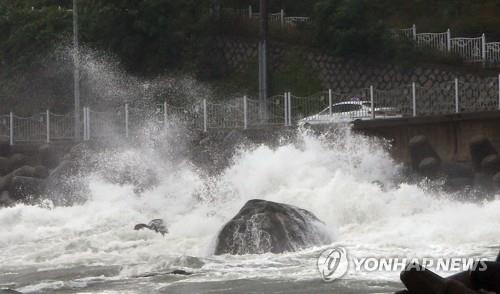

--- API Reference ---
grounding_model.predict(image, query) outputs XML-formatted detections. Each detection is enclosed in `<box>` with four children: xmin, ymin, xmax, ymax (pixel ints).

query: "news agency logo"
<box><xmin>317</xmin><ymin>247</ymin><xmax>489</xmax><ymax>283</ymax></box>
<box><xmin>317</xmin><ymin>247</ymin><xmax>349</xmax><ymax>282</ymax></box>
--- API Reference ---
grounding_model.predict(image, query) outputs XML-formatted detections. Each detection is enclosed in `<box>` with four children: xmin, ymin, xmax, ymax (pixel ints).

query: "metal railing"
<box><xmin>2</xmin><ymin>76</ymin><xmax>500</xmax><ymax>144</ymax></box>
<box><xmin>395</xmin><ymin>24</ymin><xmax>499</xmax><ymax>64</ymax></box>
<box><xmin>221</xmin><ymin>6</ymin><xmax>310</xmax><ymax>28</ymax></box>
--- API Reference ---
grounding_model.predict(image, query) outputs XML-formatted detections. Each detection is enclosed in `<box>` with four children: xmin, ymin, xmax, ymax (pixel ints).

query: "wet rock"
<box><xmin>215</xmin><ymin>199</ymin><xmax>331</xmax><ymax>255</ymax></box>
<box><xmin>444</xmin><ymin>177</ymin><xmax>474</xmax><ymax>192</ymax></box>
<box><xmin>39</xmin><ymin>144</ymin><xmax>60</xmax><ymax>169</ymax></box>
<box><xmin>480</xmin><ymin>154</ymin><xmax>500</xmax><ymax>175</ymax></box>
<box><xmin>0</xmin><ymin>174</ymin><xmax>12</xmax><ymax>192</ymax></box>
<box><xmin>169</xmin><ymin>269</ymin><xmax>192</xmax><ymax>275</ymax></box>
<box><xmin>418</xmin><ymin>157</ymin><xmax>440</xmax><ymax>177</ymax></box>
<box><xmin>0</xmin><ymin>141</ymin><xmax>10</xmax><ymax>157</ymax></box>
<box><xmin>0</xmin><ymin>157</ymin><xmax>9</xmax><ymax>176</ymax></box>
<box><xmin>8</xmin><ymin>176</ymin><xmax>45</xmax><ymax>202</ymax></box>
<box><xmin>33</xmin><ymin>165</ymin><xmax>49</xmax><ymax>179</ymax></box>
<box><xmin>45</xmin><ymin>160</ymin><xmax>86</xmax><ymax>205</ymax></box>
<box><xmin>409</xmin><ymin>135</ymin><xmax>441</xmax><ymax>171</ymax></box>
<box><xmin>8</xmin><ymin>153</ymin><xmax>27</xmax><ymax>171</ymax></box>
<box><xmin>441</xmin><ymin>162</ymin><xmax>474</xmax><ymax>179</ymax></box>
<box><xmin>470</xmin><ymin>135</ymin><xmax>498</xmax><ymax>171</ymax></box>
<box><xmin>0</xmin><ymin>191</ymin><xmax>14</xmax><ymax>207</ymax></box>
<box><xmin>493</xmin><ymin>172</ymin><xmax>500</xmax><ymax>189</ymax></box>
<box><xmin>12</xmin><ymin>165</ymin><xmax>35</xmax><ymax>177</ymax></box>
<box><xmin>134</xmin><ymin>219</ymin><xmax>168</xmax><ymax>235</ymax></box>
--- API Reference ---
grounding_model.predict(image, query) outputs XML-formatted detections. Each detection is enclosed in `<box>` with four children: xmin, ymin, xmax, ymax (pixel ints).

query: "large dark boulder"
<box><xmin>214</xmin><ymin>199</ymin><xmax>331</xmax><ymax>255</ymax></box>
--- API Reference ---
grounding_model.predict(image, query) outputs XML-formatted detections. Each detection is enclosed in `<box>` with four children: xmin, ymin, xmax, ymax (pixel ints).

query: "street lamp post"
<box><xmin>73</xmin><ymin>0</ymin><xmax>81</xmax><ymax>140</ymax></box>
<box><xmin>258</xmin><ymin>0</ymin><xmax>269</xmax><ymax>123</ymax></box>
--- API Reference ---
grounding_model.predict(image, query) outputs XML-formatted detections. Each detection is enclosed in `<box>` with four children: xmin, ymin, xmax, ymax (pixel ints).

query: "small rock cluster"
<box><xmin>409</xmin><ymin>135</ymin><xmax>500</xmax><ymax>195</ymax></box>
<box><xmin>0</xmin><ymin>143</ymin><xmax>60</xmax><ymax>206</ymax></box>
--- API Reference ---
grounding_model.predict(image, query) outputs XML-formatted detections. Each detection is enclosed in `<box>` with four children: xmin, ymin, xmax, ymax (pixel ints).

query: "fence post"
<box><xmin>163</xmin><ymin>101</ymin><xmax>168</xmax><ymax>130</ymax></box>
<box><xmin>280</xmin><ymin>9</ymin><xmax>284</xmax><ymax>27</ymax></box>
<box><xmin>412</xmin><ymin>82</ymin><xmax>417</xmax><ymax>117</ymax></box>
<box><xmin>46</xmin><ymin>110</ymin><xmax>50</xmax><ymax>143</ymax></box>
<box><xmin>370</xmin><ymin>86</ymin><xmax>375</xmax><ymax>119</ymax></box>
<box><xmin>86</xmin><ymin>107</ymin><xmax>91</xmax><ymax>140</ymax></box>
<box><xmin>412</xmin><ymin>24</ymin><xmax>417</xmax><ymax>41</ymax></box>
<box><xmin>447</xmin><ymin>29</ymin><xmax>451</xmax><ymax>52</ymax></box>
<box><xmin>482</xmin><ymin>33</ymin><xmax>486</xmax><ymax>62</ymax></box>
<box><xmin>249</xmin><ymin>5</ymin><xmax>252</xmax><ymax>18</ymax></box>
<box><xmin>82</xmin><ymin>107</ymin><xmax>86</xmax><ymax>141</ymax></box>
<box><xmin>9</xmin><ymin>112</ymin><xmax>13</xmax><ymax>146</ymax></box>
<box><xmin>288</xmin><ymin>92</ymin><xmax>292</xmax><ymax>126</ymax></box>
<box><xmin>243</xmin><ymin>96</ymin><xmax>248</xmax><ymax>129</ymax></box>
<box><xmin>125</xmin><ymin>103</ymin><xmax>129</xmax><ymax>138</ymax></box>
<box><xmin>328</xmin><ymin>89</ymin><xmax>332</xmax><ymax>116</ymax></box>
<box><xmin>203</xmin><ymin>99</ymin><xmax>207</xmax><ymax>132</ymax></box>
<box><xmin>455</xmin><ymin>78</ymin><xmax>459</xmax><ymax>113</ymax></box>
<box><xmin>284</xmin><ymin>92</ymin><xmax>288</xmax><ymax>126</ymax></box>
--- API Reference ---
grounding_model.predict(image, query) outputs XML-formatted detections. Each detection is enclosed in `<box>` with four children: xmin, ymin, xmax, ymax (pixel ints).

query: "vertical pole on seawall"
<box><xmin>498</xmin><ymin>74</ymin><xmax>500</xmax><ymax>110</ymax></box>
<box><xmin>288</xmin><ymin>92</ymin><xmax>292</xmax><ymax>126</ymax></box>
<box><xmin>412</xmin><ymin>24</ymin><xmax>417</xmax><ymax>41</ymax></box>
<box><xmin>280</xmin><ymin>9</ymin><xmax>284</xmax><ymax>28</ymax></box>
<box><xmin>125</xmin><ymin>103</ymin><xmax>129</xmax><ymax>138</ymax></box>
<box><xmin>243</xmin><ymin>96</ymin><xmax>248</xmax><ymax>129</ymax></box>
<box><xmin>82</xmin><ymin>107</ymin><xmax>86</xmax><ymax>141</ymax></box>
<box><xmin>163</xmin><ymin>101</ymin><xmax>168</xmax><ymax>130</ymax></box>
<box><xmin>73</xmin><ymin>0</ymin><xmax>81</xmax><ymax>141</ymax></box>
<box><xmin>412</xmin><ymin>82</ymin><xmax>417</xmax><ymax>117</ymax></box>
<box><xmin>284</xmin><ymin>92</ymin><xmax>288</xmax><ymax>126</ymax></box>
<box><xmin>87</xmin><ymin>107</ymin><xmax>91</xmax><ymax>140</ymax></box>
<box><xmin>370</xmin><ymin>85</ymin><xmax>375</xmax><ymax>119</ymax></box>
<box><xmin>203</xmin><ymin>99</ymin><xmax>207</xmax><ymax>132</ymax></box>
<box><xmin>9</xmin><ymin>112</ymin><xmax>13</xmax><ymax>146</ymax></box>
<box><xmin>249</xmin><ymin>5</ymin><xmax>252</xmax><ymax>18</ymax></box>
<box><xmin>447</xmin><ymin>29</ymin><xmax>451</xmax><ymax>52</ymax></box>
<box><xmin>328</xmin><ymin>89</ymin><xmax>332</xmax><ymax>116</ymax></box>
<box><xmin>46</xmin><ymin>109</ymin><xmax>50</xmax><ymax>143</ymax></box>
<box><xmin>482</xmin><ymin>33</ymin><xmax>486</xmax><ymax>63</ymax></box>
<box><xmin>455</xmin><ymin>78</ymin><xmax>459</xmax><ymax>113</ymax></box>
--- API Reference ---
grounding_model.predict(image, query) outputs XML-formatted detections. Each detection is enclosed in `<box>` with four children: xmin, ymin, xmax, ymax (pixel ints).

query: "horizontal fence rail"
<box><xmin>220</xmin><ymin>6</ymin><xmax>310</xmax><ymax>28</ymax></box>
<box><xmin>2</xmin><ymin>76</ymin><xmax>500</xmax><ymax>144</ymax></box>
<box><xmin>396</xmin><ymin>25</ymin><xmax>499</xmax><ymax>64</ymax></box>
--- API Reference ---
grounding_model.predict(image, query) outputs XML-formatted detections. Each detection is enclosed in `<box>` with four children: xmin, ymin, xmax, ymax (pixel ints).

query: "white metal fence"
<box><xmin>2</xmin><ymin>76</ymin><xmax>500</xmax><ymax>144</ymax></box>
<box><xmin>221</xmin><ymin>6</ymin><xmax>310</xmax><ymax>28</ymax></box>
<box><xmin>395</xmin><ymin>24</ymin><xmax>499</xmax><ymax>64</ymax></box>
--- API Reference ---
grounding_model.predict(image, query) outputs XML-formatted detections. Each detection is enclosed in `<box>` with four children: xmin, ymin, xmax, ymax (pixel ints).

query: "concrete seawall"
<box><xmin>353</xmin><ymin>111</ymin><xmax>500</xmax><ymax>163</ymax></box>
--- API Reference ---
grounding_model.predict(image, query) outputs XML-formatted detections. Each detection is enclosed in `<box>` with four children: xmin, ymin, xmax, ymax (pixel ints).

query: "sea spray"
<box><xmin>0</xmin><ymin>127</ymin><xmax>499</xmax><ymax>292</ymax></box>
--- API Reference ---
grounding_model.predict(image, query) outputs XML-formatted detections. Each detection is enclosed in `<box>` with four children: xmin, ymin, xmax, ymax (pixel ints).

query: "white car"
<box><xmin>298</xmin><ymin>101</ymin><xmax>401</xmax><ymax>126</ymax></box>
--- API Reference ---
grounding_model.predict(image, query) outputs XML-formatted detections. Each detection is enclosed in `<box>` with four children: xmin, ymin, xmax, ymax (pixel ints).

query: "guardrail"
<box><xmin>220</xmin><ymin>6</ymin><xmax>310</xmax><ymax>28</ymax></box>
<box><xmin>395</xmin><ymin>24</ymin><xmax>500</xmax><ymax>64</ymax></box>
<box><xmin>2</xmin><ymin>76</ymin><xmax>500</xmax><ymax>144</ymax></box>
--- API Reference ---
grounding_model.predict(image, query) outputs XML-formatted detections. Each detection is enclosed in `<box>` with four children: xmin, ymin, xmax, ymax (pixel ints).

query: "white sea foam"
<box><xmin>0</xmin><ymin>127</ymin><xmax>499</xmax><ymax>292</ymax></box>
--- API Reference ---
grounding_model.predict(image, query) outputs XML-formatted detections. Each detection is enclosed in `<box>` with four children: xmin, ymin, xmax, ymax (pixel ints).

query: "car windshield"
<box><xmin>332</xmin><ymin>104</ymin><xmax>362</xmax><ymax>113</ymax></box>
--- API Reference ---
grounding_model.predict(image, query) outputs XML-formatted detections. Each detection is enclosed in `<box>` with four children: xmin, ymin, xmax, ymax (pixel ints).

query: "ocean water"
<box><xmin>0</xmin><ymin>128</ymin><xmax>499</xmax><ymax>293</ymax></box>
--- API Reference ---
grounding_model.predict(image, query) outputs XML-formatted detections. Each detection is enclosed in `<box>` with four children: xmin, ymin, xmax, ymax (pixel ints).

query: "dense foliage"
<box><xmin>0</xmin><ymin>0</ymin><xmax>498</xmax><ymax>112</ymax></box>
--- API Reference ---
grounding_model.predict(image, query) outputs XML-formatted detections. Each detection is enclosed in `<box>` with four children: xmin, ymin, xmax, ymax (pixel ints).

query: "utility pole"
<box><xmin>212</xmin><ymin>0</ymin><xmax>221</xmax><ymax>19</ymax></box>
<box><xmin>73</xmin><ymin>0</ymin><xmax>81</xmax><ymax>140</ymax></box>
<box><xmin>258</xmin><ymin>0</ymin><xmax>269</xmax><ymax>122</ymax></box>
